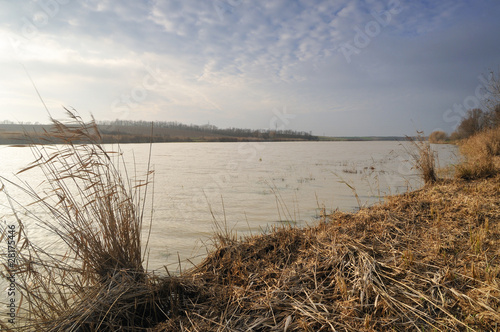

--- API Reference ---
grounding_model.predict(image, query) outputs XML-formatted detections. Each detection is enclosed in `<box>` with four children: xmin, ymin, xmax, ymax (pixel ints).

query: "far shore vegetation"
<box><xmin>1</xmin><ymin>69</ymin><xmax>500</xmax><ymax>330</ymax></box>
<box><xmin>0</xmin><ymin>119</ymin><xmax>322</xmax><ymax>144</ymax></box>
<box><xmin>0</xmin><ymin>120</ymin><xmax>410</xmax><ymax>145</ymax></box>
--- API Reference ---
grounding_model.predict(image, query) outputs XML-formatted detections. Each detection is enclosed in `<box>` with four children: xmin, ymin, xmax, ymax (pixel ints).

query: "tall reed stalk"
<box><xmin>406</xmin><ymin>132</ymin><xmax>437</xmax><ymax>184</ymax></box>
<box><xmin>0</xmin><ymin>110</ymin><xmax>167</xmax><ymax>330</ymax></box>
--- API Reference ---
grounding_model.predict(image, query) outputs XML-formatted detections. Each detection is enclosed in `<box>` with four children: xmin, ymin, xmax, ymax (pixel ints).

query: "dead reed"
<box><xmin>0</xmin><ymin>110</ymin><xmax>178</xmax><ymax>330</ymax></box>
<box><xmin>406</xmin><ymin>133</ymin><xmax>437</xmax><ymax>185</ymax></box>
<box><xmin>456</xmin><ymin>127</ymin><xmax>500</xmax><ymax>180</ymax></box>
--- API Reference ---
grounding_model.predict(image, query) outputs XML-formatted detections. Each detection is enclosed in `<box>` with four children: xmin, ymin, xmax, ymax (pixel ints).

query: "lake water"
<box><xmin>0</xmin><ymin>141</ymin><xmax>459</xmax><ymax>274</ymax></box>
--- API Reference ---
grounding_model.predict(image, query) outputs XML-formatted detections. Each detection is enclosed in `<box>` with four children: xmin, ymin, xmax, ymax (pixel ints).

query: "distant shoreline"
<box><xmin>0</xmin><ymin>123</ymin><xmax>406</xmax><ymax>145</ymax></box>
<box><xmin>317</xmin><ymin>135</ymin><xmax>406</xmax><ymax>141</ymax></box>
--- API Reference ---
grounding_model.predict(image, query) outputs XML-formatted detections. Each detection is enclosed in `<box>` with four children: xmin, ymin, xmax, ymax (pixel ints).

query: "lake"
<box><xmin>0</xmin><ymin>141</ymin><xmax>459</xmax><ymax>273</ymax></box>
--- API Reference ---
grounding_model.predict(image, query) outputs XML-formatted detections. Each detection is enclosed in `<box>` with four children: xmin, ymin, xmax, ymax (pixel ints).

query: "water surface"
<box><xmin>0</xmin><ymin>141</ymin><xmax>459</xmax><ymax>273</ymax></box>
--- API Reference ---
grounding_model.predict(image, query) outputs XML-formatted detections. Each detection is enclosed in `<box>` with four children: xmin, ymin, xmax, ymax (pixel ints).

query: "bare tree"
<box><xmin>455</xmin><ymin>108</ymin><xmax>486</xmax><ymax>139</ymax></box>
<box><xmin>482</xmin><ymin>69</ymin><xmax>500</xmax><ymax>120</ymax></box>
<box><xmin>486</xmin><ymin>103</ymin><xmax>500</xmax><ymax>128</ymax></box>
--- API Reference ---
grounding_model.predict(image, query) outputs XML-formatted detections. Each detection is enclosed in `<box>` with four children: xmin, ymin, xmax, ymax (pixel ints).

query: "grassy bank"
<box><xmin>1</xmin><ymin>117</ymin><xmax>499</xmax><ymax>331</ymax></box>
<box><xmin>162</xmin><ymin>174</ymin><xmax>499</xmax><ymax>331</ymax></box>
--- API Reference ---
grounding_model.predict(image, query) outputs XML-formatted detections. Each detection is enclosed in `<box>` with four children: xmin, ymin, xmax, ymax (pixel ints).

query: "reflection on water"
<box><xmin>0</xmin><ymin>141</ymin><xmax>459</xmax><ymax>272</ymax></box>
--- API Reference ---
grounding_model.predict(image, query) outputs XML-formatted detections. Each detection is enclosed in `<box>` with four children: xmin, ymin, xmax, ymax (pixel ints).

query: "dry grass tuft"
<box><xmin>406</xmin><ymin>133</ymin><xmax>437</xmax><ymax>185</ymax></box>
<box><xmin>456</xmin><ymin>127</ymin><xmax>500</xmax><ymax>180</ymax></box>
<box><xmin>0</xmin><ymin>110</ymin><xmax>189</xmax><ymax>331</ymax></box>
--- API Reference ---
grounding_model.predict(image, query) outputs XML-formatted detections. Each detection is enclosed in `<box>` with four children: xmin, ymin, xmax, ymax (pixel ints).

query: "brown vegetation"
<box><xmin>455</xmin><ymin>126</ymin><xmax>500</xmax><ymax>180</ymax></box>
<box><xmin>453</xmin><ymin>108</ymin><xmax>487</xmax><ymax>140</ymax></box>
<box><xmin>428</xmin><ymin>130</ymin><xmax>448</xmax><ymax>143</ymax></box>
<box><xmin>406</xmin><ymin>133</ymin><xmax>437</xmax><ymax>185</ymax></box>
<box><xmin>155</xmin><ymin>174</ymin><xmax>500</xmax><ymax>331</ymax></box>
<box><xmin>1</xmin><ymin>112</ymin><xmax>499</xmax><ymax>331</ymax></box>
<box><xmin>0</xmin><ymin>111</ymin><xmax>160</xmax><ymax>330</ymax></box>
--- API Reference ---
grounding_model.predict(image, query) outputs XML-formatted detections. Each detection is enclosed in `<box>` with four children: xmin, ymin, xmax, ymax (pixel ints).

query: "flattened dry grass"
<box><xmin>154</xmin><ymin>175</ymin><xmax>500</xmax><ymax>331</ymax></box>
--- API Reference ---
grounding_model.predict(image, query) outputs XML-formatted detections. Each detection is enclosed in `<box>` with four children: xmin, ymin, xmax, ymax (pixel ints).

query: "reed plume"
<box><xmin>0</xmin><ymin>109</ymin><xmax>172</xmax><ymax>331</ymax></box>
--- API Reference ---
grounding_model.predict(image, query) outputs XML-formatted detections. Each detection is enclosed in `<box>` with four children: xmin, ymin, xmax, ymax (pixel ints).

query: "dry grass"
<box><xmin>152</xmin><ymin>175</ymin><xmax>500</xmax><ymax>331</ymax></box>
<box><xmin>406</xmin><ymin>133</ymin><xmax>437</xmax><ymax>185</ymax></box>
<box><xmin>1</xmin><ymin>114</ymin><xmax>499</xmax><ymax>331</ymax></box>
<box><xmin>0</xmin><ymin>110</ymin><xmax>171</xmax><ymax>331</ymax></box>
<box><xmin>456</xmin><ymin>127</ymin><xmax>500</xmax><ymax>180</ymax></box>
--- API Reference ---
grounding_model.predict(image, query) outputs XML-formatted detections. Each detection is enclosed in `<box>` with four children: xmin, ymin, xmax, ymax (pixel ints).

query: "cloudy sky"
<box><xmin>1</xmin><ymin>0</ymin><xmax>499</xmax><ymax>136</ymax></box>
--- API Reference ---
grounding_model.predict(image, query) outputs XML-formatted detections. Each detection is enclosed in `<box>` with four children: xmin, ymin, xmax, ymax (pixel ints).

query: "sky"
<box><xmin>0</xmin><ymin>0</ymin><xmax>499</xmax><ymax>136</ymax></box>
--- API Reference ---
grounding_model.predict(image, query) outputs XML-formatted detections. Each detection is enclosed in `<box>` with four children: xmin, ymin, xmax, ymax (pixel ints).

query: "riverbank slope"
<box><xmin>156</xmin><ymin>172</ymin><xmax>500</xmax><ymax>331</ymax></box>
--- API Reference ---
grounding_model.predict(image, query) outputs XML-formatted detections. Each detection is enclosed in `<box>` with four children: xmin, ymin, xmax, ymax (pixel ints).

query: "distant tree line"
<box><xmin>0</xmin><ymin>119</ymin><xmax>319</xmax><ymax>144</ymax></box>
<box><xmin>97</xmin><ymin>119</ymin><xmax>319</xmax><ymax>141</ymax></box>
